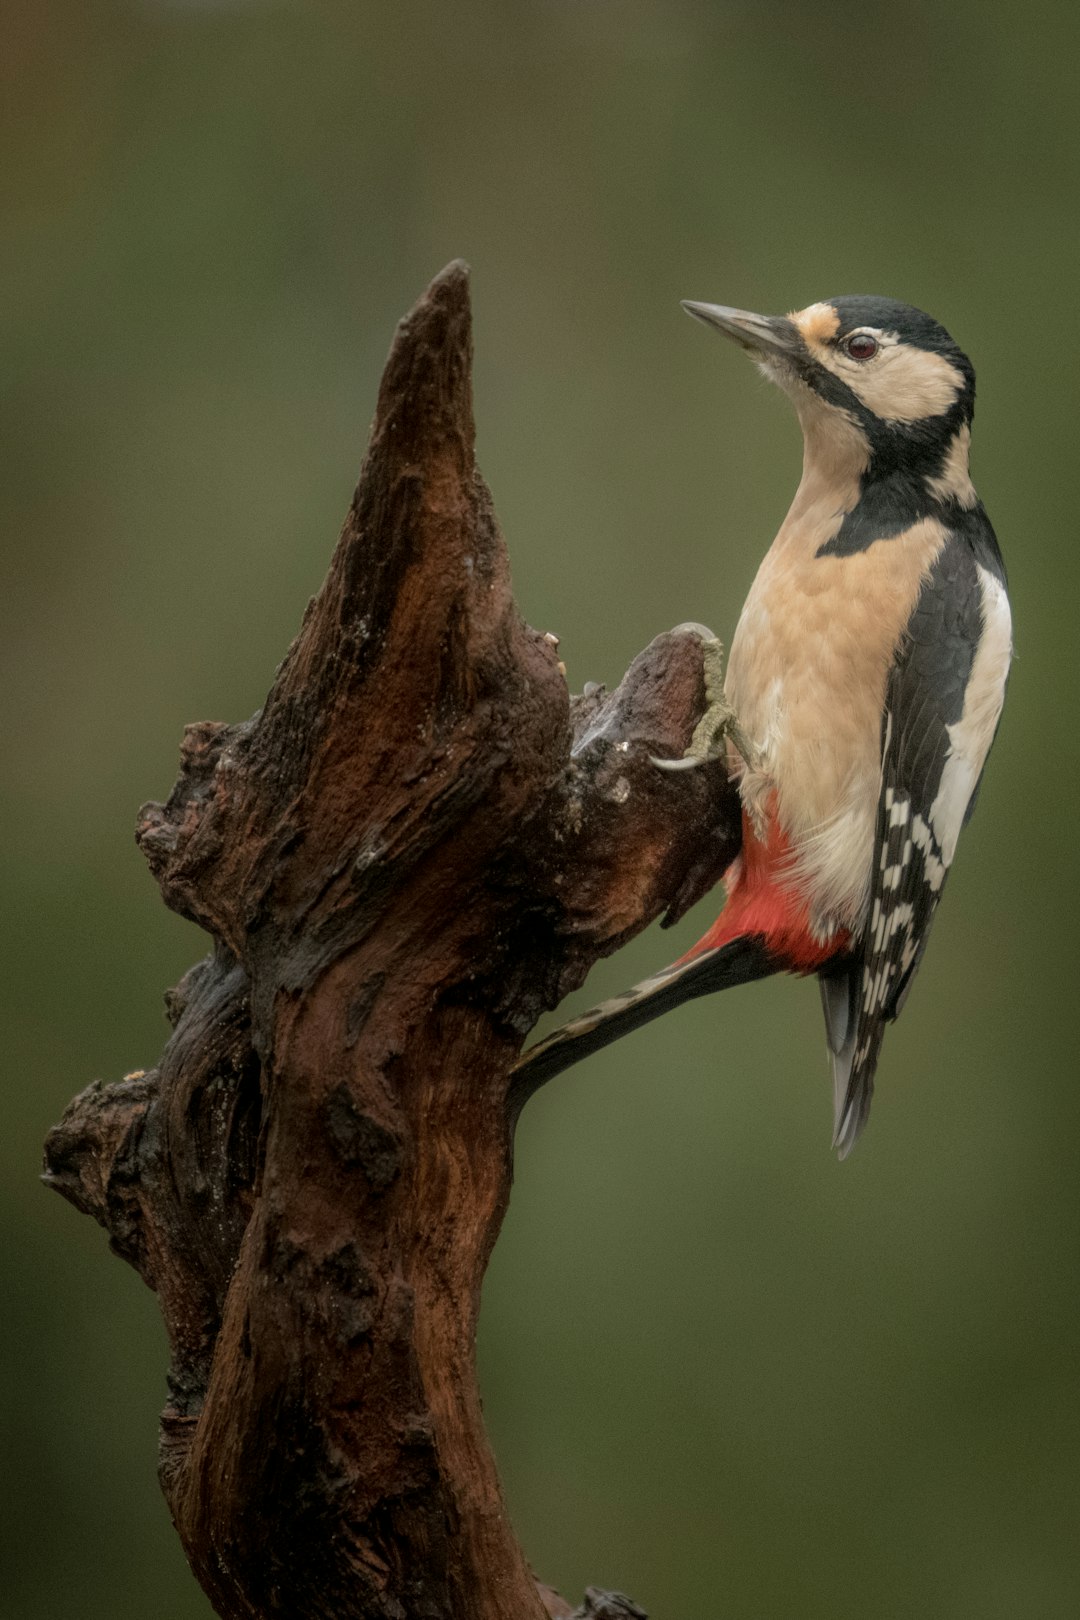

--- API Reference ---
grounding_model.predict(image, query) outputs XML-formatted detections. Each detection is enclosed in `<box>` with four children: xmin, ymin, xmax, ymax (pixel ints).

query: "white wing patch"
<box><xmin>831</xmin><ymin>554</ymin><xmax>1011</xmax><ymax>1156</ymax></box>
<box><xmin>929</xmin><ymin>566</ymin><xmax>1012</xmax><ymax>864</ymax></box>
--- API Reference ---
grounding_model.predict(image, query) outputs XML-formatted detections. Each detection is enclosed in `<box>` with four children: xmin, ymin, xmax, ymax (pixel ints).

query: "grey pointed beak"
<box><xmin>681</xmin><ymin>301</ymin><xmax>799</xmax><ymax>356</ymax></box>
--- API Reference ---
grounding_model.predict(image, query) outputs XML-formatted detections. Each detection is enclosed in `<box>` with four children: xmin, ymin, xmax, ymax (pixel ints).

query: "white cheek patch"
<box><xmin>929</xmin><ymin>567</ymin><xmax>1013</xmax><ymax>864</ymax></box>
<box><xmin>825</xmin><ymin>334</ymin><xmax>967</xmax><ymax>423</ymax></box>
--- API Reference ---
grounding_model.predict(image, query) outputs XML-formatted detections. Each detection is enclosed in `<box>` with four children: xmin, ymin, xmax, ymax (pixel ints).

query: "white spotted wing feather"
<box><xmin>830</xmin><ymin>543</ymin><xmax>1011</xmax><ymax>1156</ymax></box>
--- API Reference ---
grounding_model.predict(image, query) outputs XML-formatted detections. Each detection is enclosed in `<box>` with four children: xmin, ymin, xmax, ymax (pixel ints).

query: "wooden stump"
<box><xmin>44</xmin><ymin>262</ymin><xmax>741</xmax><ymax>1620</ymax></box>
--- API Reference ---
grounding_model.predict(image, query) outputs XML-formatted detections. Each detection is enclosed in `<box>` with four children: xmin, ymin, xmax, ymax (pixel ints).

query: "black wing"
<box><xmin>828</xmin><ymin>527</ymin><xmax>1007</xmax><ymax>1156</ymax></box>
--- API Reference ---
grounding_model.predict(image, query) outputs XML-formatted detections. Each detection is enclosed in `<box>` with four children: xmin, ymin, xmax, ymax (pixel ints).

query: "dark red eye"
<box><xmin>844</xmin><ymin>332</ymin><xmax>879</xmax><ymax>361</ymax></box>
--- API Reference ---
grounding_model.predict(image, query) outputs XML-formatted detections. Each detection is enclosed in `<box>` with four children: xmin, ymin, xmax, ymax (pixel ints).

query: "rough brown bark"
<box><xmin>44</xmin><ymin>262</ymin><xmax>740</xmax><ymax>1620</ymax></box>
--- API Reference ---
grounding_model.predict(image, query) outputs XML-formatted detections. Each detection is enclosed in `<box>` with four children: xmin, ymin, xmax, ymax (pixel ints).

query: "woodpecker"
<box><xmin>514</xmin><ymin>295</ymin><xmax>1012</xmax><ymax>1156</ymax></box>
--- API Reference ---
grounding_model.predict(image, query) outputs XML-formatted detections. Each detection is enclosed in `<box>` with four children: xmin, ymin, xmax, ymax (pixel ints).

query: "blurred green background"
<box><xmin>4</xmin><ymin>2</ymin><xmax>1078</xmax><ymax>1616</ymax></box>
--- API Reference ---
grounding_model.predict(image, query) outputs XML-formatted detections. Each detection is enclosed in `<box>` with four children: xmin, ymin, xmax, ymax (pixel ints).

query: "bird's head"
<box><xmin>683</xmin><ymin>294</ymin><xmax>977</xmax><ymax>501</ymax></box>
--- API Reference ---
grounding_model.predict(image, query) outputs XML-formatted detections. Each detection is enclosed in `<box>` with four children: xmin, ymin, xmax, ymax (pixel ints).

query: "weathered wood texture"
<box><xmin>44</xmin><ymin>263</ymin><xmax>741</xmax><ymax>1620</ymax></box>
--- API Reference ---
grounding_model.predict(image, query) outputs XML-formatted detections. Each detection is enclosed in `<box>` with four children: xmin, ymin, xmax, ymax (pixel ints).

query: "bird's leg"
<box><xmin>650</xmin><ymin>623</ymin><xmax>756</xmax><ymax>772</ymax></box>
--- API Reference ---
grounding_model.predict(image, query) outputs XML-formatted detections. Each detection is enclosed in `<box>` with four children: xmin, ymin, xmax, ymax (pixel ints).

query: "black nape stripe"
<box><xmin>818</xmin><ymin>473</ymin><xmax>930</xmax><ymax>557</ymax></box>
<box><xmin>948</xmin><ymin>503</ymin><xmax>1008</xmax><ymax>586</ymax></box>
<box><xmin>818</xmin><ymin>475</ymin><xmax>1005</xmax><ymax>571</ymax></box>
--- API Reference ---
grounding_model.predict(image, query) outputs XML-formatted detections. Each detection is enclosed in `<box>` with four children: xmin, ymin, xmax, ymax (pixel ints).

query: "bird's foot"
<box><xmin>650</xmin><ymin>622</ymin><xmax>755</xmax><ymax>772</ymax></box>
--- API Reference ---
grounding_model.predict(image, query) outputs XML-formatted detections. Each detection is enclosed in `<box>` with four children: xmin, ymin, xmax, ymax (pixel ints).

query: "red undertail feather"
<box><xmin>509</xmin><ymin>799</ymin><xmax>850</xmax><ymax>1109</ymax></box>
<box><xmin>681</xmin><ymin>803</ymin><xmax>849</xmax><ymax>973</ymax></box>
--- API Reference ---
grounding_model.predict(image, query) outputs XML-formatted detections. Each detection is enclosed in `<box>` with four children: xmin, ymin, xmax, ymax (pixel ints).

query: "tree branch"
<box><xmin>44</xmin><ymin>261</ymin><xmax>740</xmax><ymax>1620</ymax></box>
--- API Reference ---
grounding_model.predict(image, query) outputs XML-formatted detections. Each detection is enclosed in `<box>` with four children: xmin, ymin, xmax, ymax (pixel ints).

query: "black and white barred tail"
<box><xmin>509</xmin><ymin>935</ymin><xmax>778</xmax><ymax>1121</ymax></box>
